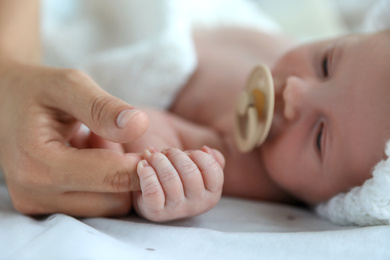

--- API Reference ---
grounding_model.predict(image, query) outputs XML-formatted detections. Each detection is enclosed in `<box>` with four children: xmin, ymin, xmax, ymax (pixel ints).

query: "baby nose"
<box><xmin>283</xmin><ymin>76</ymin><xmax>309</xmax><ymax>120</ymax></box>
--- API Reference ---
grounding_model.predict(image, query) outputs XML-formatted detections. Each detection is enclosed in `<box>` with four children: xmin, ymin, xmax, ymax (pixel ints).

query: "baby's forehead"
<box><xmin>348</xmin><ymin>31</ymin><xmax>390</xmax><ymax>58</ymax></box>
<box><xmin>331</xmin><ymin>33</ymin><xmax>390</xmax><ymax>76</ymax></box>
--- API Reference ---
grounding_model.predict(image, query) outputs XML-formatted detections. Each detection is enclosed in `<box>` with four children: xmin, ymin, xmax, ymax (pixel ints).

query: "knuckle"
<box><xmin>163</xmin><ymin>147</ymin><xmax>181</xmax><ymax>157</ymax></box>
<box><xmin>168</xmin><ymin>149</ymin><xmax>199</xmax><ymax>175</ymax></box>
<box><xmin>159</xmin><ymin>170</ymin><xmax>178</xmax><ymax>183</ymax></box>
<box><xmin>196</xmin><ymin>153</ymin><xmax>224</xmax><ymax>192</ymax></box>
<box><xmin>157</xmin><ymin>168</ymin><xmax>178</xmax><ymax>184</ymax></box>
<box><xmin>179</xmin><ymin>162</ymin><xmax>199</xmax><ymax>178</ymax></box>
<box><xmin>60</xmin><ymin>68</ymin><xmax>91</xmax><ymax>86</ymax></box>
<box><xmin>141</xmin><ymin>175</ymin><xmax>163</xmax><ymax>197</ymax></box>
<box><xmin>90</xmin><ymin>95</ymin><xmax>116</xmax><ymax>128</ymax></box>
<box><xmin>104</xmin><ymin>170</ymin><xmax>132</xmax><ymax>192</ymax></box>
<box><xmin>143</xmin><ymin>185</ymin><xmax>163</xmax><ymax>199</ymax></box>
<box><xmin>182</xmin><ymin>159</ymin><xmax>198</xmax><ymax>173</ymax></box>
<box><xmin>10</xmin><ymin>192</ymin><xmax>43</xmax><ymax>215</ymax></box>
<box><xmin>208</xmin><ymin>159</ymin><xmax>223</xmax><ymax>175</ymax></box>
<box><xmin>193</xmin><ymin>150</ymin><xmax>221</xmax><ymax>170</ymax></box>
<box><xmin>152</xmin><ymin>155</ymin><xmax>179</xmax><ymax>183</ymax></box>
<box><xmin>55</xmin><ymin>69</ymin><xmax>92</xmax><ymax>95</ymax></box>
<box><xmin>166</xmin><ymin>198</ymin><xmax>185</xmax><ymax>210</ymax></box>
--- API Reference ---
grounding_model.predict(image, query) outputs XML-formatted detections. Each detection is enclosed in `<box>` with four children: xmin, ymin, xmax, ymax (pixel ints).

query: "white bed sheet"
<box><xmin>2</xmin><ymin>182</ymin><xmax>390</xmax><ymax>260</ymax></box>
<box><xmin>2</xmin><ymin>0</ymin><xmax>390</xmax><ymax>259</ymax></box>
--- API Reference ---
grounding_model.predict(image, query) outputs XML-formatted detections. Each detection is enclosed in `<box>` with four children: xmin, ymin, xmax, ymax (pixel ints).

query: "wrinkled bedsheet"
<box><xmin>2</xmin><ymin>0</ymin><xmax>390</xmax><ymax>259</ymax></box>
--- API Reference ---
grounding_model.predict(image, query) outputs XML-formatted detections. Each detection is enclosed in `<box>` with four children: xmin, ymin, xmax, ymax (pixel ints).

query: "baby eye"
<box><xmin>322</xmin><ymin>55</ymin><xmax>329</xmax><ymax>78</ymax></box>
<box><xmin>316</xmin><ymin>124</ymin><xmax>323</xmax><ymax>153</ymax></box>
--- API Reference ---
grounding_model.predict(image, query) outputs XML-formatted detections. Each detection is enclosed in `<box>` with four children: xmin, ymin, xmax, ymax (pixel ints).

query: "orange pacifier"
<box><xmin>234</xmin><ymin>64</ymin><xmax>274</xmax><ymax>153</ymax></box>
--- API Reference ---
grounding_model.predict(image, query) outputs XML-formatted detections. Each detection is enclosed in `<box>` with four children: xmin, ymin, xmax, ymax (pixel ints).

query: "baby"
<box><xmin>86</xmin><ymin>28</ymin><xmax>390</xmax><ymax>223</ymax></box>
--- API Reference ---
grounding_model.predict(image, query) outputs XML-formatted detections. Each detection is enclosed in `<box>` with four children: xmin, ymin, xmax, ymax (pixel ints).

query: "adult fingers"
<box><xmin>44</xmin><ymin>142</ymin><xmax>142</xmax><ymax>193</ymax></box>
<box><xmin>37</xmin><ymin>67</ymin><xmax>149</xmax><ymax>143</ymax></box>
<box><xmin>59</xmin><ymin>192</ymin><xmax>132</xmax><ymax>217</ymax></box>
<box><xmin>5</xmin><ymin>144</ymin><xmax>140</xmax><ymax>215</ymax></box>
<box><xmin>15</xmin><ymin>190</ymin><xmax>132</xmax><ymax>217</ymax></box>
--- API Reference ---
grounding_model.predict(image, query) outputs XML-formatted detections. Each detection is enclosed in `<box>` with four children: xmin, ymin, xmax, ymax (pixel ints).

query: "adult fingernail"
<box><xmin>116</xmin><ymin>108</ymin><xmax>139</xmax><ymax>129</ymax></box>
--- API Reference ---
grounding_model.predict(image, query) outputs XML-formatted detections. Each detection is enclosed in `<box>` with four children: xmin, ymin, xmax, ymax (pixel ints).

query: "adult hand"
<box><xmin>0</xmin><ymin>61</ymin><xmax>149</xmax><ymax>217</ymax></box>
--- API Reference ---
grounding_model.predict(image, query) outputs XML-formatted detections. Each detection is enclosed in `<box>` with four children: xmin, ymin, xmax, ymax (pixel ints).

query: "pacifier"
<box><xmin>234</xmin><ymin>64</ymin><xmax>274</xmax><ymax>153</ymax></box>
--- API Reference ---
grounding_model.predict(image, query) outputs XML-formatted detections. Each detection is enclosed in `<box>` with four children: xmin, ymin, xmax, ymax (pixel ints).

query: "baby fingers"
<box><xmin>136</xmin><ymin>148</ymin><xmax>184</xmax><ymax>213</ymax></box>
<box><xmin>134</xmin><ymin>147</ymin><xmax>225</xmax><ymax>222</ymax></box>
<box><xmin>161</xmin><ymin>148</ymin><xmax>206</xmax><ymax>199</ymax></box>
<box><xmin>188</xmin><ymin>146</ymin><xmax>225</xmax><ymax>194</ymax></box>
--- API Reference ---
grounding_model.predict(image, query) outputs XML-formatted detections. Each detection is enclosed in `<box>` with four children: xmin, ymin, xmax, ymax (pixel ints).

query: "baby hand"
<box><xmin>133</xmin><ymin>146</ymin><xmax>225</xmax><ymax>222</ymax></box>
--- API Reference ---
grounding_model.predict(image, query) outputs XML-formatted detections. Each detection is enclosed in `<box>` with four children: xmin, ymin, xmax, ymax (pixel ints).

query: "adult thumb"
<box><xmin>42</xmin><ymin>68</ymin><xmax>149</xmax><ymax>143</ymax></box>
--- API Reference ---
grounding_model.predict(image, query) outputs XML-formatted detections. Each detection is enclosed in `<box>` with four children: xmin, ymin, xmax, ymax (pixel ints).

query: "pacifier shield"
<box><xmin>234</xmin><ymin>64</ymin><xmax>274</xmax><ymax>152</ymax></box>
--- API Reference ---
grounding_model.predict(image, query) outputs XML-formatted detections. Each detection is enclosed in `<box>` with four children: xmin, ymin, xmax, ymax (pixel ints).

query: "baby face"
<box><xmin>261</xmin><ymin>30</ymin><xmax>390</xmax><ymax>204</ymax></box>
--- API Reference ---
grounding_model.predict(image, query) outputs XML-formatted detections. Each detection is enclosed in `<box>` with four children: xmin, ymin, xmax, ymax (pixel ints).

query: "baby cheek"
<box><xmin>262</xmin><ymin>137</ymin><xmax>325</xmax><ymax>202</ymax></box>
<box><xmin>262</xmin><ymin>142</ymin><xmax>298</xmax><ymax>190</ymax></box>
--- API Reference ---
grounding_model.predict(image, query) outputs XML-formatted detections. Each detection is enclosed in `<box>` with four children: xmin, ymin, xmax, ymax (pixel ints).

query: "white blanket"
<box><xmin>42</xmin><ymin>0</ymin><xmax>280</xmax><ymax>109</ymax></box>
<box><xmin>2</xmin><ymin>0</ymin><xmax>390</xmax><ymax>259</ymax></box>
<box><xmin>2</xmin><ymin>182</ymin><xmax>390</xmax><ymax>260</ymax></box>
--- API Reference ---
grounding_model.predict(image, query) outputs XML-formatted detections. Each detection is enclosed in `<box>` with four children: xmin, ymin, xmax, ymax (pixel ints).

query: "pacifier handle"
<box><xmin>234</xmin><ymin>64</ymin><xmax>274</xmax><ymax>153</ymax></box>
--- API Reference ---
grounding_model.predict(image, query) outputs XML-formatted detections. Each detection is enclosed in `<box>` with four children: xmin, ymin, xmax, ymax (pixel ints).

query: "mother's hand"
<box><xmin>0</xmin><ymin>61</ymin><xmax>149</xmax><ymax>217</ymax></box>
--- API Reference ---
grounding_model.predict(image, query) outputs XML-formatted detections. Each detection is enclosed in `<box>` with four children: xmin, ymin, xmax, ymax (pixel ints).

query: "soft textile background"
<box><xmin>1</xmin><ymin>0</ymin><xmax>390</xmax><ymax>259</ymax></box>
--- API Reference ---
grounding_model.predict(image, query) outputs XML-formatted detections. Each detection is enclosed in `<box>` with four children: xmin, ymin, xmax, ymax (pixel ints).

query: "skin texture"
<box><xmin>3</xmin><ymin>3</ymin><xmax>389</xmax><ymax>220</ymax></box>
<box><xmin>262</xmin><ymin>31</ymin><xmax>390</xmax><ymax>203</ymax></box>
<box><xmin>0</xmin><ymin>1</ymin><xmax>151</xmax><ymax>217</ymax></box>
<box><xmin>123</xmin><ymin>108</ymin><xmax>225</xmax><ymax>222</ymax></box>
<box><xmin>171</xmin><ymin>28</ymin><xmax>299</xmax><ymax>202</ymax></box>
<box><xmin>171</xmin><ymin>28</ymin><xmax>390</xmax><ymax>206</ymax></box>
<box><xmin>133</xmin><ymin>146</ymin><xmax>224</xmax><ymax>222</ymax></box>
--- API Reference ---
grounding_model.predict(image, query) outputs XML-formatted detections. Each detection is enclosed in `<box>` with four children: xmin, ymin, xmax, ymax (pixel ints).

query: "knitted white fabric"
<box><xmin>316</xmin><ymin>141</ymin><xmax>390</xmax><ymax>226</ymax></box>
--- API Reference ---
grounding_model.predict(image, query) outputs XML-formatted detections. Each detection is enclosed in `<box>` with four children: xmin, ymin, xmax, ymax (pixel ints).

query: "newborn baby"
<box><xmin>85</xmin><ymin>27</ymin><xmax>390</xmax><ymax>223</ymax></box>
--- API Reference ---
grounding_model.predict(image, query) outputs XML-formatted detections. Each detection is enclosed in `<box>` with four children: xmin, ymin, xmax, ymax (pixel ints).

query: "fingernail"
<box><xmin>141</xmin><ymin>159</ymin><xmax>149</xmax><ymax>167</ymax></box>
<box><xmin>116</xmin><ymin>108</ymin><xmax>139</xmax><ymax>129</ymax></box>
<box><xmin>201</xmin><ymin>146</ymin><xmax>216</xmax><ymax>157</ymax></box>
<box><xmin>144</xmin><ymin>147</ymin><xmax>158</xmax><ymax>157</ymax></box>
<box><xmin>137</xmin><ymin>159</ymin><xmax>149</xmax><ymax>172</ymax></box>
<box><xmin>184</xmin><ymin>150</ymin><xmax>194</xmax><ymax>155</ymax></box>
